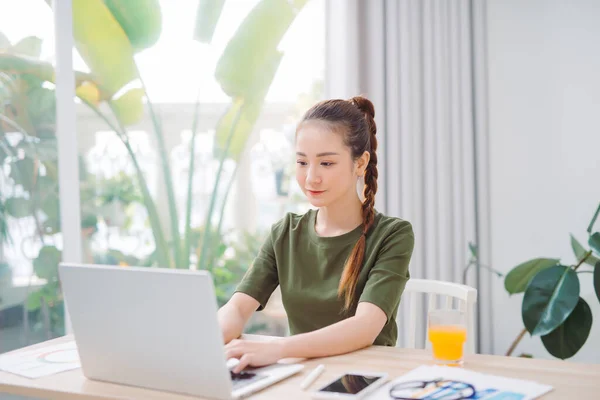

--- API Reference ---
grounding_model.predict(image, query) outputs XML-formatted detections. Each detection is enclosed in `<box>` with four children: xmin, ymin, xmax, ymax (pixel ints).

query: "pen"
<box><xmin>300</xmin><ymin>364</ymin><xmax>325</xmax><ymax>390</ymax></box>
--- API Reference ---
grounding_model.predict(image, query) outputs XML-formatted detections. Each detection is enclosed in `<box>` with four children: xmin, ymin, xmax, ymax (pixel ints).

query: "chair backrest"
<box><xmin>399</xmin><ymin>279</ymin><xmax>478</xmax><ymax>353</ymax></box>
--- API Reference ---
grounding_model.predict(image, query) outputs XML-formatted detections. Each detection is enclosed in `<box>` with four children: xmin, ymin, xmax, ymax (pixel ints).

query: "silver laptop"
<box><xmin>58</xmin><ymin>263</ymin><xmax>304</xmax><ymax>399</ymax></box>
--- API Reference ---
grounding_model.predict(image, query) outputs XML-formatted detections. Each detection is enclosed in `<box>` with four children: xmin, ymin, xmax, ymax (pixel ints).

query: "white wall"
<box><xmin>487</xmin><ymin>0</ymin><xmax>600</xmax><ymax>363</ymax></box>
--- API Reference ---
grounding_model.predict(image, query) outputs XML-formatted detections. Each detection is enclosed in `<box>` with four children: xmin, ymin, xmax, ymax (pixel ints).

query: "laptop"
<box><xmin>58</xmin><ymin>263</ymin><xmax>304</xmax><ymax>399</ymax></box>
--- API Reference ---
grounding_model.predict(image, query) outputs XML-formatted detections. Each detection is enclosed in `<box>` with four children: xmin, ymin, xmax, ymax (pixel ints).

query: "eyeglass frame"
<box><xmin>388</xmin><ymin>377</ymin><xmax>476</xmax><ymax>400</ymax></box>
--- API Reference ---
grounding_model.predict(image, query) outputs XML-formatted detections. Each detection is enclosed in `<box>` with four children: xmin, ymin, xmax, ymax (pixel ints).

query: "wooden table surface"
<box><xmin>1</xmin><ymin>335</ymin><xmax>599</xmax><ymax>399</ymax></box>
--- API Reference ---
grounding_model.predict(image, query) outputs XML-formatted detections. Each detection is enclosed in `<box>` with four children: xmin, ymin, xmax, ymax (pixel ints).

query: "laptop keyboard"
<box><xmin>230</xmin><ymin>371</ymin><xmax>267</xmax><ymax>389</ymax></box>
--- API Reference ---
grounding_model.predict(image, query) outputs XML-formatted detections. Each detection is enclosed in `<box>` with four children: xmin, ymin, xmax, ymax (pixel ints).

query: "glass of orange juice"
<box><xmin>428</xmin><ymin>309</ymin><xmax>467</xmax><ymax>366</ymax></box>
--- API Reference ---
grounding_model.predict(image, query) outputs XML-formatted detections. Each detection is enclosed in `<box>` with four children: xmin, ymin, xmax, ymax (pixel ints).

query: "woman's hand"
<box><xmin>224</xmin><ymin>339</ymin><xmax>285</xmax><ymax>373</ymax></box>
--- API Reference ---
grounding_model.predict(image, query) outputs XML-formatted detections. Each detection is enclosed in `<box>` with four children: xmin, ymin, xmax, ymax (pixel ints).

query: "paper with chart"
<box><xmin>367</xmin><ymin>365</ymin><xmax>553</xmax><ymax>400</ymax></box>
<box><xmin>0</xmin><ymin>340</ymin><xmax>80</xmax><ymax>379</ymax></box>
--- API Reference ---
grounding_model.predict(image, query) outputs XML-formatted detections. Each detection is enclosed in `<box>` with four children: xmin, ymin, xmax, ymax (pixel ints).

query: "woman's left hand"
<box><xmin>224</xmin><ymin>339</ymin><xmax>286</xmax><ymax>373</ymax></box>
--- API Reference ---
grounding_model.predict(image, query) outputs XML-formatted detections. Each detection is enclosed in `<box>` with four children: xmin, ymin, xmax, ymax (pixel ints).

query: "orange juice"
<box><xmin>428</xmin><ymin>325</ymin><xmax>467</xmax><ymax>362</ymax></box>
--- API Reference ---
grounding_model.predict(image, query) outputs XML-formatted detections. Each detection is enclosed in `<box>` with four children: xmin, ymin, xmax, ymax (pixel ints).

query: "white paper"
<box><xmin>367</xmin><ymin>365</ymin><xmax>553</xmax><ymax>400</ymax></box>
<box><xmin>0</xmin><ymin>340</ymin><xmax>80</xmax><ymax>379</ymax></box>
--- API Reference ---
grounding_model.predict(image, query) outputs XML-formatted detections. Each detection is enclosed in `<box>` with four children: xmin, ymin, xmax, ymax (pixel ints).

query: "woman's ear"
<box><xmin>356</xmin><ymin>151</ymin><xmax>371</xmax><ymax>177</ymax></box>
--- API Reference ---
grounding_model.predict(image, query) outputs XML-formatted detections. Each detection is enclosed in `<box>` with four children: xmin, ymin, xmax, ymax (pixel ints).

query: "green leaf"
<box><xmin>215</xmin><ymin>51</ymin><xmax>283</xmax><ymax>159</ymax></box>
<box><xmin>587</xmin><ymin>202</ymin><xmax>600</xmax><ymax>233</ymax></box>
<box><xmin>11</xmin><ymin>36</ymin><xmax>43</xmax><ymax>58</ymax></box>
<box><xmin>215</xmin><ymin>0</ymin><xmax>304</xmax><ymax>99</ymax></box>
<box><xmin>522</xmin><ymin>265</ymin><xmax>580</xmax><ymax>336</ymax></box>
<box><xmin>104</xmin><ymin>0</ymin><xmax>162</xmax><ymax>52</ymax></box>
<box><xmin>504</xmin><ymin>258</ymin><xmax>560</xmax><ymax>294</ymax></box>
<box><xmin>541</xmin><ymin>297</ymin><xmax>592</xmax><ymax>359</ymax></box>
<box><xmin>194</xmin><ymin>0</ymin><xmax>226</xmax><ymax>43</ymax></box>
<box><xmin>72</xmin><ymin>0</ymin><xmax>138</xmax><ymax>96</ymax></box>
<box><xmin>33</xmin><ymin>245</ymin><xmax>61</xmax><ymax>280</ymax></box>
<box><xmin>9</xmin><ymin>157</ymin><xmax>35</xmax><ymax>191</ymax></box>
<box><xmin>468</xmin><ymin>242</ymin><xmax>477</xmax><ymax>258</ymax></box>
<box><xmin>589</xmin><ymin>232</ymin><xmax>600</xmax><ymax>255</ymax></box>
<box><xmin>594</xmin><ymin>262</ymin><xmax>600</xmax><ymax>304</ymax></box>
<box><xmin>26</xmin><ymin>289</ymin><xmax>44</xmax><ymax>311</ymax></box>
<box><xmin>40</xmin><ymin>193</ymin><xmax>59</xmax><ymax>222</ymax></box>
<box><xmin>570</xmin><ymin>234</ymin><xmax>600</xmax><ymax>266</ymax></box>
<box><xmin>5</xmin><ymin>197</ymin><xmax>32</xmax><ymax>218</ymax></box>
<box><xmin>26</xmin><ymin>86</ymin><xmax>56</xmax><ymax>128</ymax></box>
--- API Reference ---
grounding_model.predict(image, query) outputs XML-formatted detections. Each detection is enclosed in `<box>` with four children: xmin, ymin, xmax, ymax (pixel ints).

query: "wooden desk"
<box><xmin>1</xmin><ymin>335</ymin><xmax>599</xmax><ymax>399</ymax></box>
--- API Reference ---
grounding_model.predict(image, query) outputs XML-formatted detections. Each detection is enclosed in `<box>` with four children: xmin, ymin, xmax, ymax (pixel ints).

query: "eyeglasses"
<box><xmin>389</xmin><ymin>378</ymin><xmax>476</xmax><ymax>400</ymax></box>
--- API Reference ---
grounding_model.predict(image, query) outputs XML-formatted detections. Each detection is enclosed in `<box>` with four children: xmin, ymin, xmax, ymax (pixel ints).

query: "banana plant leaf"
<box><xmin>215</xmin><ymin>0</ymin><xmax>306</xmax><ymax>100</ymax></box>
<box><xmin>214</xmin><ymin>50</ymin><xmax>283</xmax><ymax>159</ymax></box>
<box><xmin>104</xmin><ymin>0</ymin><xmax>162</xmax><ymax>52</ymax></box>
<box><xmin>71</xmin><ymin>0</ymin><xmax>143</xmax><ymax>125</ymax></box>
<box><xmin>194</xmin><ymin>0</ymin><xmax>226</xmax><ymax>43</ymax></box>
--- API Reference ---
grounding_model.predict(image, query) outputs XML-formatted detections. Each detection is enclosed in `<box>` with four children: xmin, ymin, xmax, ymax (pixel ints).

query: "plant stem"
<box><xmin>573</xmin><ymin>250</ymin><xmax>592</xmax><ymax>271</ymax></box>
<box><xmin>587</xmin><ymin>202</ymin><xmax>600</xmax><ymax>234</ymax></box>
<box><xmin>462</xmin><ymin>261</ymin><xmax>475</xmax><ymax>284</ymax></box>
<box><xmin>83</xmin><ymin>100</ymin><xmax>171</xmax><ymax>268</ymax></box>
<box><xmin>463</xmin><ymin>261</ymin><xmax>503</xmax><ymax>284</ymax></box>
<box><xmin>216</xmin><ymin>163</ymin><xmax>239</xmax><ymax>236</ymax></box>
<box><xmin>506</xmin><ymin>327</ymin><xmax>527</xmax><ymax>356</ymax></box>
<box><xmin>137</xmin><ymin>73</ymin><xmax>182</xmax><ymax>268</ymax></box>
<box><xmin>197</xmin><ymin>104</ymin><xmax>244</xmax><ymax>271</ymax></box>
<box><xmin>183</xmin><ymin>90</ymin><xmax>202</xmax><ymax>270</ymax></box>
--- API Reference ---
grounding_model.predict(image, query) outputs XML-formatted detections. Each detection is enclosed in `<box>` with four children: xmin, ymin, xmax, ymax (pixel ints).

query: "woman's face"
<box><xmin>295</xmin><ymin>121</ymin><xmax>365</xmax><ymax>208</ymax></box>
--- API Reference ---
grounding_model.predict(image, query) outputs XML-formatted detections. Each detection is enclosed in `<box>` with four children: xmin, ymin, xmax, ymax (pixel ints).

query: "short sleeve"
<box><xmin>358</xmin><ymin>221</ymin><xmax>415</xmax><ymax>321</ymax></box>
<box><xmin>234</xmin><ymin>232</ymin><xmax>279</xmax><ymax>311</ymax></box>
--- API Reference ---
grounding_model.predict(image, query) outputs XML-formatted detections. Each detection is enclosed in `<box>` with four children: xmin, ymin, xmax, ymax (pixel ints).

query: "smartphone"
<box><xmin>311</xmin><ymin>371</ymin><xmax>388</xmax><ymax>399</ymax></box>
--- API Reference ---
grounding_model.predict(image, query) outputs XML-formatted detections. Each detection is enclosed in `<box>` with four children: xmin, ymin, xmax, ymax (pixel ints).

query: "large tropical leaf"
<box><xmin>571</xmin><ymin>234</ymin><xmax>600</xmax><ymax>266</ymax></box>
<box><xmin>104</xmin><ymin>0</ymin><xmax>162</xmax><ymax>52</ymax></box>
<box><xmin>215</xmin><ymin>0</ymin><xmax>306</xmax><ymax>99</ymax></box>
<box><xmin>214</xmin><ymin>51</ymin><xmax>283</xmax><ymax>159</ymax></box>
<box><xmin>194</xmin><ymin>0</ymin><xmax>226</xmax><ymax>43</ymax></box>
<box><xmin>71</xmin><ymin>0</ymin><xmax>143</xmax><ymax>125</ymax></box>
<box><xmin>522</xmin><ymin>265</ymin><xmax>580</xmax><ymax>336</ymax></box>
<box><xmin>71</xmin><ymin>0</ymin><xmax>138</xmax><ymax>95</ymax></box>
<box><xmin>109</xmin><ymin>87</ymin><xmax>146</xmax><ymax>126</ymax></box>
<box><xmin>504</xmin><ymin>258</ymin><xmax>560</xmax><ymax>294</ymax></box>
<box><xmin>541</xmin><ymin>297</ymin><xmax>593</xmax><ymax>359</ymax></box>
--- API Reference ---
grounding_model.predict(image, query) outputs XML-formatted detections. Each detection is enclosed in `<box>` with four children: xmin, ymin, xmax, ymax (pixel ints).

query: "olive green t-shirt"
<box><xmin>235</xmin><ymin>209</ymin><xmax>415</xmax><ymax>346</ymax></box>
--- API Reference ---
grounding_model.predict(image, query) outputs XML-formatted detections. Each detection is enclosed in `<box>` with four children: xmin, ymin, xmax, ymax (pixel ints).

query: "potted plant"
<box><xmin>503</xmin><ymin>202</ymin><xmax>600</xmax><ymax>359</ymax></box>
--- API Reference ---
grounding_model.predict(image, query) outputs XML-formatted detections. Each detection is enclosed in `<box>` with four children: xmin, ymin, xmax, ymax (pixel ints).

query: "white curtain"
<box><xmin>326</xmin><ymin>0</ymin><xmax>493</xmax><ymax>353</ymax></box>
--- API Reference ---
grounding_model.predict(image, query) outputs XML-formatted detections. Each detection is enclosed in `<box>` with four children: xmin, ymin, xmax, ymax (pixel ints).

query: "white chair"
<box><xmin>399</xmin><ymin>279</ymin><xmax>478</xmax><ymax>353</ymax></box>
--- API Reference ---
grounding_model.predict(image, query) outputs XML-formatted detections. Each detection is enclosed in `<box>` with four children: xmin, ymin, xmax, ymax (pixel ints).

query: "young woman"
<box><xmin>218</xmin><ymin>96</ymin><xmax>415</xmax><ymax>373</ymax></box>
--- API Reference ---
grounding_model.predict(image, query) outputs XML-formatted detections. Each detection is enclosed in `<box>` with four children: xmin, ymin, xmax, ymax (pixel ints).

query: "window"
<box><xmin>0</xmin><ymin>0</ymin><xmax>325</xmax><ymax>353</ymax></box>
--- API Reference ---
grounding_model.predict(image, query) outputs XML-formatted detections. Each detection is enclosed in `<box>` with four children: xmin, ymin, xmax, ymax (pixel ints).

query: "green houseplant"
<box><xmin>503</xmin><ymin>202</ymin><xmax>600</xmax><ymax>359</ymax></box>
